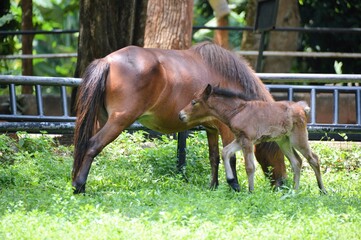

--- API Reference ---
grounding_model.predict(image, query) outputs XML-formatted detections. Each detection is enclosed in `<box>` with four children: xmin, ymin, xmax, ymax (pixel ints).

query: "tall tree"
<box><xmin>74</xmin><ymin>0</ymin><xmax>148</xmax><ymax>78</ymax></box>
<box><xmin>144</xmin><ymin>0</ymin><xmax>193</xmax><ymax>49</ymax></box>
<box><xmin>144</xmin><ymin>0</ymin><xmax>193</xmax><ymax>169</ymax></box>
<box><xmin>209</xmin><ymin>0</ymin><xmax>230</xmax><ymax>49</ymax></box>
<box><xmin>72</xmin><ymin>0</ymin><xmax>148</xmax><ymax>114</ymax></box>
<box><xmin>263</xmin><ymin>0</ymin><xmax>300</xmax><ymax>72</ymax></box>
<box><xmin>21</xmin><ymin>0</ymin><xmax>33</xmax><ymax>94</ymax></box>
<box><xmin>241</xmin><ymin>0</ymin><xmax>300</xmax><ymax>72</ymax></box>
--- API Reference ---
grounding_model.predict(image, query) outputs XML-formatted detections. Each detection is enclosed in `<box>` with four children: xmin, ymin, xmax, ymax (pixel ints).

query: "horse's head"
<box><xmin>179</xmin><ymin>84</ymin><xmax>215</xmax><ymax>123</ymax></box>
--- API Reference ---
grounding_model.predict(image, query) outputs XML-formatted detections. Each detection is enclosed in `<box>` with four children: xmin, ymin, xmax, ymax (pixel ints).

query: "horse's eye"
<box><xmin>191</xmin><ymin>100</ymin><xmax>197</xmax><ymax>106</ymax></box>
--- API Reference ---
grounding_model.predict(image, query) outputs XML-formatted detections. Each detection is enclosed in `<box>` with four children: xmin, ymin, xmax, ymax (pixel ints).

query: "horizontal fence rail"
<box><xmin>267</xmin><ymin>85</ymin><xmax>361</xmax><ymax>133</ymax></box>
<box><xmin>2</xmin><ymin>26</ymin><xmax>361</xmax><ymax>61</ymax></box>
<box><xmin>3</xmin><ymin>51</ymin><xmax>361</xmax><ymax>60</ymax></box>
<box><xmin>0</xmin><ymin>74</ymin><xmax>360</xmax><ymax>141</ymax></box>
<box><xmin>0</xmin><ymin>53</ymin><xmax>78</xmax><ymax>60</ymax></box>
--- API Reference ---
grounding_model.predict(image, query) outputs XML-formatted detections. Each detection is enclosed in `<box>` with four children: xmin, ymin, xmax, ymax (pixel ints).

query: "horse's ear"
<box><xmin>204</xmin><ymin>84</ymin><xmax>213</xmax><ymax>98</ymax></box>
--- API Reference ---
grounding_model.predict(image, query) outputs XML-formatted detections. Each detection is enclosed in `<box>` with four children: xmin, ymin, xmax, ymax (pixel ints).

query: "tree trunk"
<box><xmin>21</xmin><ymin>0</ymin><xmax>33</xmax><ymax>94</ymax></box>
<box><xmin>144</xmin><ymin>0</ymin><xmax>193</xmax><ymax>169</ymax></box>
<box><xmin>144</xmin><ymin>0</ymin><xmax>193</xmax><ymax>49</ymax></box>
<box><xmin>209</xmin><ymin>0</ymin><xmax>230</xmax><ymax>49</ymax></box>
<box><xmin>263</xmin><ymin>0</ymin><xmax>300</xmax><ymax>72</ymax></box>
<box><xmin>72</xmin><ymin>0</ymin><xmax>148</xmax><ymax>115</ymax></box>
<box><xmin>74</xmin><ymin>0</ymin><xmax>148</xmax><ymax>78</ymax></box>
<box><xmin>241</xmin><ymin>0</ymin><xmax>300</xmax><ymax>72</ymax></box>
<box><xmin>240</xmin><ymin>0</ymin><xmax>259</xmax><ymax>67</ymax></box>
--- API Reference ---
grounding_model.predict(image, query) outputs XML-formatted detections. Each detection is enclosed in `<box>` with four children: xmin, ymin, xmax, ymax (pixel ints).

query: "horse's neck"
<box><xmin>207</xmin><ymin>97</ymin><xmax>247</xmax><ymax>125</ymax></box>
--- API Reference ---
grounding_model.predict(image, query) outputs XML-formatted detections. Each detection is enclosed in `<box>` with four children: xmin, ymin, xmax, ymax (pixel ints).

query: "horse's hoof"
<box><xmin>272</xmin><ymin>177</ymin><xmax>285</xmax><ymax>188</ymax></box>
<box><xmin>227</xmin><ymin>178</ymin><xmax>240</xmax><ymax>192</ymax></box>
<box><xmin>209</xmin><ymin>180</ymin><xmax>219</xmax><ymax>190</ymax></box>
<box><xmin>72</xmin><ymin>183</ymin><xmax>86</xmax><ymax>194</ymax></box>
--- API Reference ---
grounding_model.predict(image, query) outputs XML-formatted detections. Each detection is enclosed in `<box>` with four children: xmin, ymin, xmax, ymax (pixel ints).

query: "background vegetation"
<box><xmin>1</xmin><ymin>0</ymin><xmax>79</xmax><ymax>76</ymax></box>
<box><xmin>1</xmin><ymin>0</ymin><xmax>361</xmax><ymax>76</ymax></box>
<box><xmin>298</xmin><ymin>0</ymin><xmax>361</xmax><ymax>73</ymax></box>
<box><xmin>0</xmin><ymin>131</ymin><xmax>360</xmax><ymax>239</ymax></box>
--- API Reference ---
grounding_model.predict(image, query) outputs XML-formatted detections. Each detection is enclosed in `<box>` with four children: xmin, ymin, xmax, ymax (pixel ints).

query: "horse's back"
<box><xmin>101</xmin><ymin>46</ymin><xmax>217</xmax><ymax>133</ymax></box>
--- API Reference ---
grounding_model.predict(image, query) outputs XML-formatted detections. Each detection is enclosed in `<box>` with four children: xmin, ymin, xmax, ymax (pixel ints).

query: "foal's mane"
<box><xmin>212</xmin><ymin>86</ymin><xmax>254</xmax><ymax>101</ymax></box>
<box><xmin>191</xmin><ymin>42</ymin><xmax>272</xmax><ymax>101</ymax></box>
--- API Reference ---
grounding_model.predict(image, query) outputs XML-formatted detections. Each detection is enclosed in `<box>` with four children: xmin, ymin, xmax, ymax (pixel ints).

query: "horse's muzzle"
<box><xmin>178</xmin><ymin>111</ymin><xmax>188</xmax><ymax>122</ymax></box>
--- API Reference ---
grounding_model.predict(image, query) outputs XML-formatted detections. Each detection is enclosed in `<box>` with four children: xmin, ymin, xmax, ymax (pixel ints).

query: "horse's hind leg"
<box><xmin>255</xmin><ymin>142</ymin><xmax>286</xmax><ymax>187</ymax></box>
<box><xmin>73</xmin><ymin>112</ymin><xmax>135</xmax><ymax>193</ymax></box>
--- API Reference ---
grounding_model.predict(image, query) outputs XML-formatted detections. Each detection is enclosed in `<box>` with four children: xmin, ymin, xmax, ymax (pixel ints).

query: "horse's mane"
<box><xmin>191</xmin><ymin>42</ymin><xmax>272</xmax><ymax>102</ymax></box>
<box><xmin>212</xmin><ymin>86</ymin><xmax>255</xmax><ymax>101</ymax></box>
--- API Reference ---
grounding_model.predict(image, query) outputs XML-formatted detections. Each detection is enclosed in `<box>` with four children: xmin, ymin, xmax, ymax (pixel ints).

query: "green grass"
<box><xmin>0</xmin><ymin>131</ymin><xmax>360</xmax><ymax>239</ymax></box>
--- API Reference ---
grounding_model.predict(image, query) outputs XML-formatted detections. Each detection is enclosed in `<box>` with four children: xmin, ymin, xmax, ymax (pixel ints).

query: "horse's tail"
<box><xmin>72</xmin><ymin>58</ymin><xmax>110</xmax><ymax>180</ymax></box>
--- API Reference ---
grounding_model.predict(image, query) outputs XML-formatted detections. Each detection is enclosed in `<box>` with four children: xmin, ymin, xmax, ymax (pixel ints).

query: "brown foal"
<box><xmin>179</xmin><ymin>84</ymin><xmax>327</xmax><ymax>193</ymax></box>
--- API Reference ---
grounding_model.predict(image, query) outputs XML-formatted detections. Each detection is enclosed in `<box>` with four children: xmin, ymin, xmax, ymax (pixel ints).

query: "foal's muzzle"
<box><xmin>178</xmin><ymin>111</ymin><xmax>188</xmax><ymax>122</ymax></box>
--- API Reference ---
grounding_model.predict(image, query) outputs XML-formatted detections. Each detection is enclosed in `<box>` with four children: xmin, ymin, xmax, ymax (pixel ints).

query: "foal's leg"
<box><xmin>240</xmin><ymin>140</ymin><xmax>256</xmax><ymax>192</ymax></box>
<box><xmin>277</xmin><ymin>138</ymin><xmax>302</xmax><ymax>190</ymax></box>
<box><xmin>218</xmin><ymin>123</ymin><xmax>239</xmax><ymax>188</ymax></box>
<box><xmin>290</xmin><ymin>132</ymin><xmax>327</xmax><ymax>194</ymax></box>
<box><xmin>222</xmin><ymin>139</ymin><xmax>242</xmax><ymax>191</ymax></box>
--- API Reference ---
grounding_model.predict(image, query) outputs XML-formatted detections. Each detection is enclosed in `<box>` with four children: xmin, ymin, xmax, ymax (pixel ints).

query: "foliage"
<box><xmin>2</xmin><ymin>0</ymin><xmax>361</xmax><ymax>76</ymax></box>
<box><xmin>0</xmin><ymin>131</ymin><xmax>360</xmax><ymax>239</ymax></box>
<box><xmin>298</xmin><ymin>0</ymin><xmax>361</xmax><ymax>73</ymax></box>
<box><xmin>193</xmin><ymin>0</ymin><xmax>248</xmax><ymax>49</ymax></box>
<box><xmin>0</xmin><ymin>0</ymin><xmax>20</xmax><ymax>74</ymax></box>
<box><xmin>1</xmin><ymin>0</ymin><xmax>79</xmax><ymax>76</ymax></box>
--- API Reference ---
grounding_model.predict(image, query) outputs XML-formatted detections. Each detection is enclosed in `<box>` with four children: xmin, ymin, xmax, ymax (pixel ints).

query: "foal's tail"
<box><xmin>297</xmin><ymin>101</ymin><xmax>311</xmax><ymax>115</ymax></box>
<box><xmin>72</xmin><ymin>59</ymin><xmax>110</xmax><ymax>180</ymax></box>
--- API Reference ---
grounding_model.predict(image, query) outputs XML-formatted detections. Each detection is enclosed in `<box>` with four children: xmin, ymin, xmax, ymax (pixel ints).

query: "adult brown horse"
<box><xmin>72</xmin><ymin>42</ymin><xmax>286</xmax><ymax>193</ymax></box>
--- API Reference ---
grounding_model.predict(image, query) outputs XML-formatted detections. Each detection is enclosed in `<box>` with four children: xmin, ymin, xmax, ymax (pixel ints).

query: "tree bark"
<box><xmin>74</xmin><ymin>0</ymin><xmax>148</xmax><ymax>78</ymax></box>
<box><xmin>240</xmin><ymin>0</ymin><xmax>259</xmax><ymax>67</ymax></box>
<box><xmin>144</xmin><ymin>0</ymin><xmax>193</xmax><ymax>49</ymax></box>
<box><xmin>21</xmin><ymin>0</ymin><xmax>33</xmax><ymax>94</ymax></box>
<box><xmin>263</xmin><ymin>0</ymin><xmax>300</xmax><ymax>72</ymax></box>
<box><xmin>209</xmin><ymin>0</ymin><xmax>230</xmax><ymax>49</ymax></box>
<box><xmin>214</xmin><ymin>16</ymin><xmax>229</xmax><ymax>49</ymax></box>
<box><xmin>241</xmin><ymin>0</ymin><xmax>300</xmax><ymax>72</ymax></box>
<box><xmin>143</xmin><ymin>0</ymin><xmax>193</xmax><ymax>169</ymax></box>
<box><xmin>72</xmin><ymin>0</ymin><xmax>148</xmax><ymax>115</ymax></box>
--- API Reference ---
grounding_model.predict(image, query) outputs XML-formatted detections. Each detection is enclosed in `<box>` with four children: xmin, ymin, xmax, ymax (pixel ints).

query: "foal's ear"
<box><xmin>204</xmin><ymin>84</ymin><xmax>213</xmax><ymax>98</ymax></box>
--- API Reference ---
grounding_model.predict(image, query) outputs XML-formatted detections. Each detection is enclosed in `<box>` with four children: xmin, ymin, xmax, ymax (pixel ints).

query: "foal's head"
<box><xmin>179</xmin><ymin>84</ymin><xmax>252</xmax><ymax>124</ymax></box>
<box><xmin>179</xmin><ymin>84</ymin><xmax>215</xmax><ymax>124</ymax></box>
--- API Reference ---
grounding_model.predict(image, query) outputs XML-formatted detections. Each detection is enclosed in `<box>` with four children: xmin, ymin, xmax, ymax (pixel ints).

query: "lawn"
<box><xmin>0</xmin><ymin>131</ymin><xmax>360</xmax><ymax>239</ymax></box>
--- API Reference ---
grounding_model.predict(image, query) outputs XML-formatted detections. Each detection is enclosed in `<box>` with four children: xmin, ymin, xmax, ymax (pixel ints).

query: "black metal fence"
<box><xmin>0</xmin><ymin>74</ymin><xmax>360</xmax><ymax>140</ymax></box>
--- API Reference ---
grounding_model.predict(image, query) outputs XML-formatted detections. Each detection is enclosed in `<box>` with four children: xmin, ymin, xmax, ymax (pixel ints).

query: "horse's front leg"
<box><xmin>206</xmin><ymin>129</ymin><xmax>220</xmax><ymax>189</ymax></box>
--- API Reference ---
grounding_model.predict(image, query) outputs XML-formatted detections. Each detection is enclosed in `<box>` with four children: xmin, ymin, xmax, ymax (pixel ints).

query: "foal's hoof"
<box><xmin>320</xmin><ymin>188</ymin><xmax>328</xmax><ymax>195</ymax></box>
<box><xmin>227</xmin><ymin>178</ymin><xmax>240</xmax><ymax>192</ymax></box>
<box><xmin>72</xmin><ymin>183</ymin><xmax>86</xmax><ymax>194</ymax></box>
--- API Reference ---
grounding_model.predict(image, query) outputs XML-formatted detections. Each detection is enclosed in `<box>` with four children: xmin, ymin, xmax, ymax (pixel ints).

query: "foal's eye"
<box><xmin>191</xmin><ymin>100</ymin><xmax>197</xmax><ymax>106</ymax></box>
